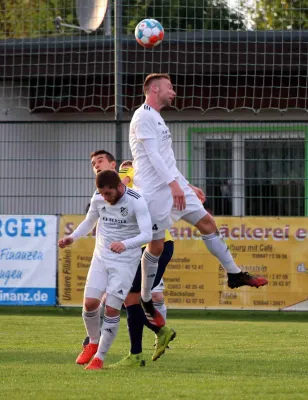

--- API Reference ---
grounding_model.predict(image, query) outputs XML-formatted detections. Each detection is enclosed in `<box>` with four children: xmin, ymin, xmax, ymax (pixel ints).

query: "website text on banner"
<box><xmin>0</xmin><ymin>215</ymin><xmax>57</xmax><ymax>305</ymax></box>
<box><xmin>58</xmin><ymin>216</ymin><xmax>308</xmax><ymax>310</ymax></box>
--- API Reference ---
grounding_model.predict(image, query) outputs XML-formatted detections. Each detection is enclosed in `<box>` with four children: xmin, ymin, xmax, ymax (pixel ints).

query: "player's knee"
<box><xmin>195</xmin><ymin>213</ymin><xmax>217</xmax><ymax>234</ymax></box>
<box><xmin>152</xmin><ymin>292</ymin><xmax>164</xmax><ymax>303</ymax></box>
<box><xmin>83</xmin><ymin>297</ymin><xmax>101</xmax><ymax>312</ymax></box>
<box><xmin>124</xmin><ymin>291</ymin><xmax>140</xmax><ymax>307</ymax></box>
<box><xmin>147</xmin><ymin>240</ymin><xmax>164</xmax><ymax>256</ymax></box>
<box><xmin>105</xmin><ymin>304</ymin><xmax>121</xmax><ymax>317</ymax></box>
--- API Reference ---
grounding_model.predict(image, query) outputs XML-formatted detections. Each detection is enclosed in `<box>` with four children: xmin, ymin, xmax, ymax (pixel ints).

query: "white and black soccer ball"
<box><xmin>135</xmin><ymin>19</ymin><xmax>164</xmax><ymax>48</ymax></box>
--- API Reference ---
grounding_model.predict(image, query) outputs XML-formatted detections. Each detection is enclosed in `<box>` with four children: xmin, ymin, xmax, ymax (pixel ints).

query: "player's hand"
<box><xmin>58</xmin><ymin>237</ymin><xmax>74</xmax><ymax>248</ymax></box>
<box><xmin>110</xmin><ymin>242</ymin><xmax>126</xmax><ymax>254</ymax></box>
<box><xmin>189</xmin><ymin>184</ymin><xmax>206</xmax><ymax>203</ymax></box>
<box><xmin>169</xmin><ymin>180</ymin><xmax>186</xmax><ymax>211</ymax></box>
<box><xmin>121</xmin><ymin>176</ymin><xmax>131</xmax><ymax>186</ymax></box>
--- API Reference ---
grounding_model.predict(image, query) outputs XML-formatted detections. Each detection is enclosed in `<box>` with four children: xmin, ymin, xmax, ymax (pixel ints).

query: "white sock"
<box><xmin>153</xmin><ymin>300</ymin><xmax>167</xmax><ymax>321</ymax></box>
<box><xmin>201</xmin><ymin>232</ymin><xmax>241</xmax><ymax>274</ymax></box>
<box><xmin>95</xmin><ymin>314</ymin><xmax>120</xmax><ymax>361</ymax></box>
<box><xmin>82</xmin><ymin>307</ymin><xmax>100</xmax><ymax>344</ymax></box>
<box><xmin>141</xmin><ymin>251</ymin><xmax>159</xmax><ymax>302</ymax></box>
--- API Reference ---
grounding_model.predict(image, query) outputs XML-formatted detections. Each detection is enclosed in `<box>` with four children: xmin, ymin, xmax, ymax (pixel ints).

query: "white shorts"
<box><xmin>141</xmin><ymin>187</ymin><xmax>173</xmax><ymax>240</ymax></box>
<box><xmin>84</xmin><ymin>249</ymin><xmax>141</xmax><ymax>304</ymax></box>
<box><xmin>142</xmin><ymin>176</ymin><xmax>207</xmax><ymax>239</ymax></box>
<box><xmin>170</xmin><ymin>176</ymin><xmax>207</xmax><ymax>225</ymax></box>
<box><xmin>151</xmin><ymin>278</ymin><xmax>165</xmax><ymax>293</ymax></box>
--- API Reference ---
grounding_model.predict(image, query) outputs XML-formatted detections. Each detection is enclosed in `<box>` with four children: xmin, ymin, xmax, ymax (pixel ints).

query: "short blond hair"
<box><xmin>143</xmin><ymin>73</ymin><xmax>171</xmax><ymax>95</ymax></box>
<box><xmin>120</xmin><ymin>160</ymin><xmax>133</xmax><ymax>169</ymax></box>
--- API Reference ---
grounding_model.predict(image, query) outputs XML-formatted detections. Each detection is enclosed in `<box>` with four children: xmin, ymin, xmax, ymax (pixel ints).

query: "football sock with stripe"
<box><xmin>141</xmin><ymin>251</ymin><xmax>159</xmax><ymax>302</ymax></box>
<box><xmin>96</xmin><ymin>314</ymin><xmax>120</xmax><ymax>361</ymax></box>
<box><xmin>82</xmin><ymin>307</ymin><xmax>100</xmax><ymax>344</ymax></box>
<box><xmin>201</xmin><ymin>231</ymin><xmax>241</xmax><ymax>274</ymax></box>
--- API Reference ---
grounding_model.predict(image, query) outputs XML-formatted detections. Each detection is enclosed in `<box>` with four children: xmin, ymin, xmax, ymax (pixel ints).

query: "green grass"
<box><xmin>1</xmin><ymin>308</ymin><xmax>308</xmax><ymax>400</ymax></box>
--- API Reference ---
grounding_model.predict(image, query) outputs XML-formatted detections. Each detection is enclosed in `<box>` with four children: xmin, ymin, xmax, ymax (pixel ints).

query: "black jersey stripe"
<box><xmin>127</xmin><ymin>188</ymin><xmax>141</xmax><ymax>197</ymax></box>
<box><xmin>144</xmin><ymin>251</ymin><xmax>158</xmax><ymax>263</ymax></box>
<box><xmin>127</xmin><ymin>191</ymin><xmax>140</xmax><ymax>199</ymax></box>
<box><xmin>127</xmin><ymin>189</ymin><xmax>140</xmax><ymax>198</ymax></box>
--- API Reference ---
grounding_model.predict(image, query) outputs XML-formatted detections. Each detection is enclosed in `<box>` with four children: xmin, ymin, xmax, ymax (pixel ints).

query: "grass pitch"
<box><xmin>1</xmin><ymin>308</ymin><xmax>308</xmax><ymax>400</ymax></box>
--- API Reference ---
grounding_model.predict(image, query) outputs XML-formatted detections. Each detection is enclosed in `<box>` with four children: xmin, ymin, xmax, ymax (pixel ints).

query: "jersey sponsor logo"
<box><xmin>120</xmin><ymin>207</ymin><xmax>128</xmax><ymax>217</ymax></box>
<box><xmin>101</xmin><ymin>216</ymin><xmax>127</xmax><ymax>224</ymax></box>
<box><xmin>144</xmin><ymin>104</ymin><xmax>151</xmax><ymax>111</ymax></box>
<box><xmin>100</xmin><ymin>206</ymin><xmax>106</xmax><ymax>212</ymax></box>
<box><xmin>158</xmin><ymin>121</ymin><xmax>162</xmax><ymax>125</ymax></box>
<box><xmin>117</xmin><ymin>289</ymin><xmax>123</xmax><ymax>295</ymax></box>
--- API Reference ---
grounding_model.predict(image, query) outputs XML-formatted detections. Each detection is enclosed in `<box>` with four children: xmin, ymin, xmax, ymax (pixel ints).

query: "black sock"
<box><xmin>126</xmin><ymin>304</ymin><xmax>145</xmax><ymax>354</ymax></box>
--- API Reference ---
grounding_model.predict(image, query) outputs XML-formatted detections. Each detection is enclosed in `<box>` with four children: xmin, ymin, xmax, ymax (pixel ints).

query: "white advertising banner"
<box><xmin>0</xmin><ymin>215</ymin><xmax>57</xmax><ymax>305</ymax></box>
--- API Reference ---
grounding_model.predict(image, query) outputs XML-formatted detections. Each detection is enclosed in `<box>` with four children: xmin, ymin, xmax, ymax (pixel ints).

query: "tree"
<box><xmin>1</xmin><ymin>0</ymin><xmax>76</xmax><ymax>39</ymax></box>
<box><xmin>243</xmin><ymin>0</ymin><xmax>308</xmax><ymax>30</ymax></box>
<box><xmin>0</xmin><ymin>0</ymin><xmax>246</xmax><ymax>39</ymax></box>
<box><xmin>124</xmin><ymin>0</ymin><xmax>246</xmax><ymax>33</ymax></box>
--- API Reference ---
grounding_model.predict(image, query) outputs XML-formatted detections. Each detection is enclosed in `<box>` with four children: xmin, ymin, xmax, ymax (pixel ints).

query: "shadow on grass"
<box><xmin>0</xmin><ymin>306</ymin><xmax>308</xmax><ymax>322</ymax></box>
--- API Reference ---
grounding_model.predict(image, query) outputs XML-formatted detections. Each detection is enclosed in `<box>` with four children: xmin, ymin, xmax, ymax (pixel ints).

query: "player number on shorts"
<box><xmin>152</xmin><ymin>224</ymin><xmax>158</xmax><ymax>231</ymax></box>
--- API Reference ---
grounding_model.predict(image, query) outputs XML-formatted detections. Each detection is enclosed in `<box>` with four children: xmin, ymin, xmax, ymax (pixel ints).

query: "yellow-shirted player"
<box><xmin>82</xmin><ymin>150</ymin><xmax>175</xmax><ymax>368</ymax></box>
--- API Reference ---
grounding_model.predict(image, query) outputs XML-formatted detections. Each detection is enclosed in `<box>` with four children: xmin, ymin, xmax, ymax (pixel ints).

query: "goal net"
<box><xmin>0</xmin><ymin>0</ymin><xmax>308</xmax><ymax>114</ymax></box>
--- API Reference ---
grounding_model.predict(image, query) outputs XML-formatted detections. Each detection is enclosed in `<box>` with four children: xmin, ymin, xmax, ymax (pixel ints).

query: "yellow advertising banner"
<box><xmin>58</xmin><ymin>216</ymin><xmax>308</xmax><ymax>310</ymax></box>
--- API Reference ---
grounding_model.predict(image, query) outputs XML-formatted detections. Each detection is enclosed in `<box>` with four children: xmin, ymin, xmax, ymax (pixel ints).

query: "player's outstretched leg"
<box><xmin>227</xmin><ymin>271</ymin><xmax>268</xmax><ymax>289</ymax></box>
<box><xmin>196</xmin><ymin>215</ymin><xmax>268</xmax><ymax>289</ymax></box>
<box><xmin>152</xmin><ymin>326</ymin><xmax>176</xmax><ymax>361</ymax></box>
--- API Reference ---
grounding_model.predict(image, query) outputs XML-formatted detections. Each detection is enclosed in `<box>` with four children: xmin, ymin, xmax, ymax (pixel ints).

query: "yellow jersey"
<box><xmin>119</xmin><ymin>167</ymin><xmax>173</xmax><ymax>243</ymax></box>
<box><xmin>119</xmin><ymin>167</ymin><xmax>134</xmax><ymax>188</ymax></box>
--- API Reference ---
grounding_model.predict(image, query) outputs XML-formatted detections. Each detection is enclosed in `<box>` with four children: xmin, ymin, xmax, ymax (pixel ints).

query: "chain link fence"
<box><xmin>0</xmin><ymin>121</ymin><xmax>306</xmax><ymax>216</ymax></box>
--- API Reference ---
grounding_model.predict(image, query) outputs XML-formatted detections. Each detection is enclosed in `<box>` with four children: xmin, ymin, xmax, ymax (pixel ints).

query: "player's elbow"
<box><xmin>144</xmin><ymin>230</ymin><xmax>153</xmax><ymax>244</ymax></box>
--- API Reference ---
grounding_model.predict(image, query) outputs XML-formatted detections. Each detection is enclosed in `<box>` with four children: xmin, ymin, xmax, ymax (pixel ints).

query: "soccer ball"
<box><xmin>135</xmin><ymin>19</ymin><xmax>164</xmax><ymax>48</ymax></box>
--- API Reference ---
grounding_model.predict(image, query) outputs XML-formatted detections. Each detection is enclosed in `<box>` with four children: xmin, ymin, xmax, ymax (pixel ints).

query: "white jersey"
<box><xmin>69</xmin><ymin>187</ymin><xmax>152</xmax><ymax>260</ymax></box>
<box><xmin>129</xmin><ymin>103</ymin><xmax>180</xmax><ymax>191</ymax></box>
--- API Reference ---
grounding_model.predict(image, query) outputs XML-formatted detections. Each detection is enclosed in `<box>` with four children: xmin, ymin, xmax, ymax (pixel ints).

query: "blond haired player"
<box><xmin>129</xmin><ymin>73</ymin><xmax>268</xmax><ymax>324</ymax></box>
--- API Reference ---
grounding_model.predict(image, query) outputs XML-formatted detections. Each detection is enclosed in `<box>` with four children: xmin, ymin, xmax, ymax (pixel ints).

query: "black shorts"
<box><xmin>130</xmin><ymin>241</ymin><xmax>174</xmax><ymax>293</ymax></box>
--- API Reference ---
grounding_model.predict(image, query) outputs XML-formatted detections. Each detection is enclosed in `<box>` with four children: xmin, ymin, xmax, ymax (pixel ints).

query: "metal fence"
<box><xmin>0</xmin><ymin>121</ymin><xmax>306</xmax><ymax>216</ymax></box>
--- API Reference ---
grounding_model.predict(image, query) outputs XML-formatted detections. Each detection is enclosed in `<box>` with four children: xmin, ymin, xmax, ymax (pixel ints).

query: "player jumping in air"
<box><xmin>129</xmin><ymin>73</ymin><xmax>268</xmax><ymax>325</ymax></box>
